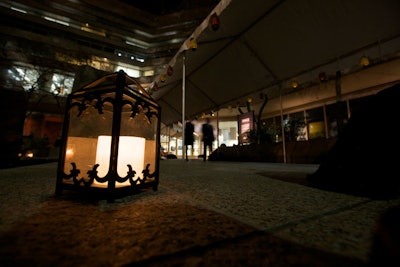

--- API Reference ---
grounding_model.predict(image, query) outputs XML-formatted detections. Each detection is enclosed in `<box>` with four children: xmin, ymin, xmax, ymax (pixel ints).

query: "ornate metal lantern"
<box><xmin>56</xmin><ymin>70</ymin><xmax>161</xmax><ymax>202</ymax></box>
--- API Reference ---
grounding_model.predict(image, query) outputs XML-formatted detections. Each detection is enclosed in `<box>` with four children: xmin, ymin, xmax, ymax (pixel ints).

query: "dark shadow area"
<box><xmin>368</xmin><ymin>204</ymin><xmax>400</xmax><ymax>267</ymax></box>
<box><xmin>256</xmin><ymin>171</ymin><xmax>310</xmax><ymax>187</ymax></box>
<box><xmin>0</xmin><ymin>158</ymin><xmax>58</xmax><ymax>169</ymax></box>
<box><xmin>307</xmin><ymin>84</ymin><xmax>400</xmax><ymax>199</ymax></box>
<box><xmin>0</xmin><ymin>194</ymin><xmax>366</xmax><ymax>267</ymax></box>
<box><xmin>124</xmin><ymin>230</ymin><xmax>365</xmax><ymax>267</ymax></box>
<box><xmin>55</xmin><ymin>184</ymin><xmax>154</xmax><ymax>204</ymax></box>
<box><xmin>1</xmin><ymin>197</ymin><xmax>321</xmax><ymax>267</ymax></box>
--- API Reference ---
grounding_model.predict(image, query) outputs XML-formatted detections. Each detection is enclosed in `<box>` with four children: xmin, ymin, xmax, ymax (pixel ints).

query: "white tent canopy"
<box><xmin>151</xmin><ymin>0</ymin><xmax>400</xmax><ymax>126</ymax></box>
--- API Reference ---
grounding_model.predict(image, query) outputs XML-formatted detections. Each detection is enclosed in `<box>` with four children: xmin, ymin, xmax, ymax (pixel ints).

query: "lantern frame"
<box><xmin>55</xmin><ymin>70</ymin><xmax>161</xmax><ymax>202</ymax></box>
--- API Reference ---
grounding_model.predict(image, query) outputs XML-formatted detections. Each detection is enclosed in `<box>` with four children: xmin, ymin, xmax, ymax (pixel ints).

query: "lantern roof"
<box><xmin>73</xmin><ymin>70</ymin><xmax>153</xmax><ymax>100</ymax></box>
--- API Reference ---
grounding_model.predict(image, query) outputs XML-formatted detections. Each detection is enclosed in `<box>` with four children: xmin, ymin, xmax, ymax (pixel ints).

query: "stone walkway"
<box><xmin>1</xmin><ymin>160</ymin><xmax>399</xmax><ymax>266</ymax></box>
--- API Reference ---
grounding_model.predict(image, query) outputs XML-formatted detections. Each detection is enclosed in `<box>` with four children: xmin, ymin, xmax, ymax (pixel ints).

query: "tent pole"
<box><xmin>280</xmin><ymin>84</ymin><xmax>286</xmax><ymax>163</ymax></box>
<box><xmin>182</xmin><ymin>52</ymin><xmax>186</xmax><ymax>160</ymax></box>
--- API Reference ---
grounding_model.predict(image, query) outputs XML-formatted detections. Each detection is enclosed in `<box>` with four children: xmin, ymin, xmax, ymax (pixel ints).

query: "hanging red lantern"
<box><xmin>318</xmin><ymin>72</ymin><xmax>327</xmax><ymax>82</ymax></box>
<box><xmin>167</xmin><ymin>65</ymin><xmax>173</xmax><ymax>76</ymax></box>
<box><xmin>210</xmin><ymin>13</ymin><xmax>220</xmax><ymax>31</ymax></box>
<box><xmin>152</xmin><ymin>82</ymin><xmax>158</xmax><ymax>91</ymax></box>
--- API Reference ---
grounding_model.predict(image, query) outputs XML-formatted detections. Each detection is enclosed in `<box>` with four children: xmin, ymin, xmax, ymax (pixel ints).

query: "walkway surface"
<box><xmin>1</xmin><ymin>159</ymin><xmax>399</xmax><ymax>266</ymax></box>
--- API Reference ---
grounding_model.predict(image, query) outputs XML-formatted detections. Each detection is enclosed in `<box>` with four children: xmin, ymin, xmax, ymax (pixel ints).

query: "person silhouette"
<box><xmin>184</xmin><ymin>120</ymin><xmax>194</xmax><ymax>161</ymax></box>
<box><xmin>201</xmin><ymin>118</ymin><xmax>214</xmax><ymax>161</ymax></box>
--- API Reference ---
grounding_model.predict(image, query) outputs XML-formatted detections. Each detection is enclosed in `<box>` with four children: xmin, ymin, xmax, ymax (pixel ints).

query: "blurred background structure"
<box><xmin>1</xmin><ymin>0</ymin><xmax>400</xmax><ymax>164</ymax></box>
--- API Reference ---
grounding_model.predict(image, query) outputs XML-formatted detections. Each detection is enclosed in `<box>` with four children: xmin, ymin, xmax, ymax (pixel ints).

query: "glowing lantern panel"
<box><xmin>56</xmin><ymin>70</ymin><xmax>161</xmax><ymax>201</ymax></box>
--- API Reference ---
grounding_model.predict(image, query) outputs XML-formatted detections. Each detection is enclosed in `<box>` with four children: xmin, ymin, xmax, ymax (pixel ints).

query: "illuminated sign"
<box><xmin>238</xmin><ymin>111</ymin><xmax>254</xmax><ymax>144</ymax></box>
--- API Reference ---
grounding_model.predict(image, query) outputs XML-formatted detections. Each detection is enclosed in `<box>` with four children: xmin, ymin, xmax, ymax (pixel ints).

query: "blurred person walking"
<box><xmin>184</xmin><ymin>120</ymin><xmax>194</xmax><ymax>161</ymax></box>
<box><xmin>201</xmin><ymin>118</ymin><xmax>214</xmax><ymax>161</ymax></box>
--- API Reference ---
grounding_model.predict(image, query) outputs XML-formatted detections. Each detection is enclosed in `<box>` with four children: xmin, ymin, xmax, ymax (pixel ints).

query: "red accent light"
<box><xmin>210</xmin><ymin>13</ymin><xmax>220</xmax><ymax>31</ymax></box>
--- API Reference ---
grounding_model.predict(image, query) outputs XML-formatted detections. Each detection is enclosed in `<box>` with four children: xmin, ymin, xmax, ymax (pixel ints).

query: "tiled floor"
<box><xmin>0</xmin><ymin>160</ymin><xmax>399</xmax><ymax>266</ymax></box>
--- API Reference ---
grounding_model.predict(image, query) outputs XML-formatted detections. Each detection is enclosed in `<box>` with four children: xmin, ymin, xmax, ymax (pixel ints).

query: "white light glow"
<box><xmin>115</xmin><ymin>65</ymin><xmax>140</xmax><ymax>78</ymax></box>
<box><xmin>143</xmin><ymin>70</ymin><xmax>154</xmax><ymax>77</ymax></box>
<box><xmin>43</xmin><ymin>16</ymin><xmax>70</xmax><ymax>26</ymax></box>
<box><xmin>80</xmin><ymin>25</ymin><xmax>106</xmax><ymax>36</ymax></box>
<box><xmin>11</xmin><ymin>7</ymin><xmax>27</xmax><ymax>13</ymax></box>
<box><xmin>95</xmin><ymin>136</ymin><xmax>145</xmax><ymax>184</ymax></box>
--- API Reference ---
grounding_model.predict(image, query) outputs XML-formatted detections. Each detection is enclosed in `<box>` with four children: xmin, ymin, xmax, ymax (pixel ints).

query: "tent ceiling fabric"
<box><xmin>152</xmin><ymin>0</ymin><xmax>400</xmax><ymax>126</ymax></box>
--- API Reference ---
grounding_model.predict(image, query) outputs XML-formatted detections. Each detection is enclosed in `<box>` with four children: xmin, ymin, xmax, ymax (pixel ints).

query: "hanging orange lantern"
<box><xmin>167</xmin><ymin>65</ymin><xmax>173</xmax><ymax>76</ymax></box>
<box><xmin>160</xmin><ymin>74</ymin><xmax>166</xmax><ymax>82</ymax></box>
<box><xmin>210</xmin><ymin>13</ymin><xmax>220</xmax><ymax>31</ymax></box>
<box><xmin>360</xmin><ymin>56</ymin><xmax>370</xmax><ymax>67</ymax></box>
<box><xmin>189</xmin><ymin>38</ymin><xmax>197</xmax><ymax>51</ymax></box>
